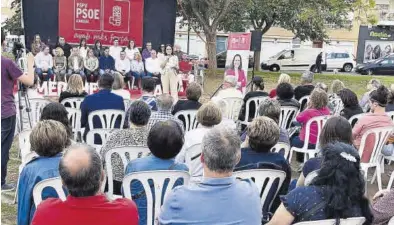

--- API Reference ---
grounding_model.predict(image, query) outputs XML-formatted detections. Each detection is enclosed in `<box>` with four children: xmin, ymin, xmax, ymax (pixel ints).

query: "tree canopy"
<box><xmin>2</xmin><ymin>0</ymin><xmax>23</xmax><ymax>35</ymax></box>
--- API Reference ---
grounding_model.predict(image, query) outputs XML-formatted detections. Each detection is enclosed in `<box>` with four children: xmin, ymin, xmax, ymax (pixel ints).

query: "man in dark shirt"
<box><xmin>54</xmin><ymin>36</ymin><xmax>72</xmax><ymax>58</ymax></box>
<box><xmin>1</xmin><ymin>31</ymin><xmax>35</xmax><ymax>191</ymax></box>
<box><xmin>294</xmin><ymin>71</ymin><xmax>315</xmax><ymax>101</ymax></box>
<box><xmin>172</xmin><ymin>82</ymin><xmax>202</xmax><ymax>115</ymax></box>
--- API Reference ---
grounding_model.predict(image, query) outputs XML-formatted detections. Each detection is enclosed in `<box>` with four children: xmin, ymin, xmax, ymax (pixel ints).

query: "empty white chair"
<box><xmin>66</xmin><ymin>108</ymin><xmax>81</xmax><ymax>141</ymax></box>
<box><xmin>289</xmin><ymin>115</ymin><xmax>331</xmax><ymax>163</ymax></box>
<box><xmin>304</xmin><ymin>170</ymin><xmax>319</xmax><ymax>186</ymax></box>
<box><xmin>234</xmin><ymin>169</ymin><xmax>286</xmax><ymax>217</ymax></box>
<box><xmin>358</xmin><ymin>126</ymin><xmax>394</xmax><ymax>191</ymax></box>
<box><xmin>387</xmin><ymin>111</ymin><xmax>394</xmax><ymax>122</ymax></box>
<box><xmin>122</xmin><ymin>170</ymin><xmax>190</xmax><ymax>225</ymax></box>
<box><xmin>271</xmin><ymin>142</ymin><xmax>291</xmax><ymax>161</ymax></box>
<box><xmin>298</xmin><ymin>95</ymin><xmax>310</xmax><ymax>112</ymax></box>
<box><xmin>174</xmin><ymin>110</ymin><xmax>199</xmax><ymax>131</ymax></box>
<box><xmin>86</xmin><ymin>129</ymin><xmax>114</xmax><ymax>154</ymax></box>
<box><xmin>279</xmin><ymin>106</ymin><xmax>299</xmax><ymax>130</ymax></box>
<box><xmin>60</xmin><ymin>97</ymin><xmax>84</xmax><ymax>109</ymax></box>
<box><xmin>88</xmin><ymin>109</ymin><xmax>125</xmax><ymax>130</ymax></box>
<box><xmin>18</xmin><ymin>129</ymin><xmax>32</xmax><ymax>159</ymax></box>
<box><xmin>29</xmin><ymin>98</ymin><xmax>51</xmax><ymax>128</ymax></box>
<box><xmin>293</xmin><ymin>217</ymin><xmax>366</xmax><ymax>225</ymax></box>
<box><xmin>221</xmin><ymin>97</ymin><xmax>243</xmax><ymax>121</ymax></box>
<box><xmin>184</xmin><ymin>143</ymin><xmax>203</xmax><ymax>181</ymax></box>
<box><xmin>239</xmin><ymin>96</ymin><xmax>267</xmax><ymax>125</ymax></box>
<box><xmin>33</xmin><ymin>177</ymin><xmax>66</xmax><ymax>207</ymax></box>
<box><xmin>105</xmin><ymin>146</ymin><xmax>150</xmax><ymax>199</ymax></box>
<box><xmin>349</xmin><ymin>113</ymin><xmax>367</xmax><ymax>127</ymax></box>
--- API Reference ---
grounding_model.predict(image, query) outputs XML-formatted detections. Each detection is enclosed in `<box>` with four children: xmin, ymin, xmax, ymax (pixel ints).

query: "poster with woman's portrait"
<box><xmin>363</xmin><ymin>41</ymin><xmax>393</xmax><ymax>63</ymax></box>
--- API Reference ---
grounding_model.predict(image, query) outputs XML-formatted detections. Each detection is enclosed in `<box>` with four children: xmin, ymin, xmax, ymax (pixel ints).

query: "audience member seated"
<box><xmin>112</xmin><ymin>72</ymin><xmax>131</xmax><ymax>100</ymax></box>
<box><xmin>115</xmin><ymin>51</ymin><xmax>132</xmax><ymax>84</ymax></box>
<box><xmin>141</xmin><ymin>42</ymin><xmax>152</xmax><ymax>60</ymax></box>
<box><xmin>31</xmin><ymin>144</ymin><xmax>139</xmax><ymax>225</ymax></box>
<box><xmin>175</xmin><ymin>102</ymin><xmax>222</xmax><ymax>181</ymax></box>
<box><xmin>53</xmin><ymin>47</ymin><xmax>67</xmax><ymax>82</ymax></box>
<box><xmin>294</xmin><ymin>116</ymin><xmax>353</xmax><ymax>188</ymax></box>
<box><xmin>267</xmin><ymin>142</ymin><xmax>373</xmax><ymax>225</ymax></box>
<box><xmin>109</xmin><ymin>38</ymin><xmax>122</xmax><ymax>60</ymax></box>
<box><xmin>78</xmin><ymin>38</ymin><xmax>89</xmax><ymax>59</ymax></box>
<box><xmin>213</xmin><ymin>75</ymin><xmax>243</xmax><ymax>100</ymax></box>
<box><xmin>371</xmin><ymin>188</ymin><xmax>394</xmax><ymax>225</ymax></box>
<box><xmin>92</xmin><ymin>40</ymin><xmax>103</xmax><ymax>58</ymax></box>
<box><xmin>269</xmin><ymin>73</ymin><xmax>291</xmax><ymax>98</ymax></box>
<box><xmin>131</xmin><ymin>53</ymin><xmax>146</xmax><ymax>89</ymax></box>
<box><xmin>34</xmin><ymin>45</ymin><xmax>54</xmax><ymax>83</ymax></box>
<box><xmin>178</xmin><ymin>54</ymin><xmax>194</xmax><ymax>83</ymax></box>
<box><xmin>386</xmin><ymin>85</ymin><xmax>394</xmax><ymax>112</ymax></box>
<box><xmin>338</xmin><ymin>88</ymin><xmax>364</xmax><ymax>121</ymax></box>
<box><xmin>145</xmin><ymin>50</ymin><xmax>162</xmax><ymax>84</ymax></box>
<box><xmin>236</xmin><ymin>116</ymin><xmax>291</xmax><ymax>216</ymax></box>
<box><xmin>360</xmin><ymin>79</ymin><xmax>381</xmax><ymax>112</ymax></box>
<box><xmin>18</xmin><ymin>120</ymin><xmax>68</xmax><ymax>225</ymax></box>
<box><xmin>80</xmin><ymin>74</ymin><xmax>124</xmax><ymax>141</ymax></box>
<box><xmin>238</xmin><ymin>76</ymin><xmax>268</xmax><ymax>123</ymax></box>
<box><xmin>30</xmin><ymin>34</ymin><xmax>45</xmax><ymax>56</ymax></box>
<box><xmin>124</xmin><ymin>120</ymin><xmax>188</xmax><ymax>225</ymax></box>
<box><xmin>147</xmin><ymin>94</ymin><xmax>184</xmax><ymax>132</ymax></box>
<box><xmin>315</xmin><ymin>82</ymin><xmax>328</xmax><ymax>92</ymax></box>
<box><xmin>172</xmin><ymin>82</ymin><xmax>202</xmax><ymax>115</ymax></box>
<box><xmin>84</xmin><ymin>49</ymin><xmax>99</xmax><ymax>82</ymax></box>
<box><xmin>159</xmin><ymin>127</ymin><xmax>262</xmax><ymax>224</ymax></box>
<box><xmin>40</xmin><ymin>103</ymin><xmax>73</xmax><ymax>145</ymax></box>
<box><xmin>353</xmin><ymin>85</ymin><xmax>394</xmax><ymax>162</ymax></box>
<box><xmin>125</xmin><ymin>40</ymin><xmax>139</xmax><ymax>61</ymax></box>
<box><xmin>100</xmin><ymin>100</ymin><xmax>150</xmax><ymax>195</ymax></box>
<box><xmin>67</xmin><ymin>47</ymin><xmax>85</xmax><ymax>81</ymax></box>
<box><xmin>294</xmin><ymin>71</ymin><xmax>315</xmax><ymax>101</ymax></box>
<box><xmin>99</xmin><ymin>47</ymin><xmax>115</xmax><ymax>75</ymax></box>
<box><xmin>54</xmin><ymin>36</ymin><xmax>72</xmax><ymax>58</ymax></box>
<box><xmin>138</xmin><ymin>77</ymin><xmax>157</xmax><ymax>110</ymax></box>
<box><xmin>327</xmin><ymin>80</ymin><xmax>345</xmax><ymax>112</ymax></box>
<box><xmin>276</xmin><ymin>82</ymin><xmax>300</xmax><ymax>109</ymax></box>
<box><xmin>58</xmin><ymin>74</ymin><xmax>88</xmax><ymax>104</ymax></box>
<box><xmin>212</xmin><ymin>98</ymin><xmax>237</xmax><ymax>130</ymax></box>
<box><xmin>291</xmin><ymin>88</ymin><xmax>330</xmax><ymax>152</ymax></box>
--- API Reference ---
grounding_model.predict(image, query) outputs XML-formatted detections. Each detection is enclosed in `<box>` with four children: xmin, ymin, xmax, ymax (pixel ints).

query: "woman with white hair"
<box><xmin>212</xmin><ymin>98</ymin><xmax>237</xmax><ymax>130</ymax></box>
<box><xmin>269</xmin><ymin>73</ymin><xmax>291</xmax><ymax>98</ymax></box>
<box><xmin>359</xmin><ymin>79</ymin><xmax>381</xmax><ymax>111</ymax></box>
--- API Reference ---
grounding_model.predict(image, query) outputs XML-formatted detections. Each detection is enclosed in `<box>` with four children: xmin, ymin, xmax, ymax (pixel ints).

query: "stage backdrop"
<box><xmin>22</xmin><ymin>0</ymin><xmax>176</xmax><ymax>48</ymax></box>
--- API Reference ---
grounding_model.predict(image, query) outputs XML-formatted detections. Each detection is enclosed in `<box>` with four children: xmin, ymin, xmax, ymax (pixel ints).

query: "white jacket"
<box><xmin>34</xmin><ymin>52</ymin><xmax>53</xmax><ymax>69</ymax></box>
<box><xmin>115</xmin><ymin>58</ymin><xmax>131</xmax><ymax>73</ymax></box>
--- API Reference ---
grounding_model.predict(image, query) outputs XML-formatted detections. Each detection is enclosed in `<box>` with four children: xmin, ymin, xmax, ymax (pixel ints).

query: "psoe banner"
<box><xmin>59</xmin><ymin>0</ymin><xmax>144</xmax><ymax>46</ymax></box>
<box><xmin>225</xmin><ymin>33</ymin><xmax>251</xmax><ymax>93</ymax></box>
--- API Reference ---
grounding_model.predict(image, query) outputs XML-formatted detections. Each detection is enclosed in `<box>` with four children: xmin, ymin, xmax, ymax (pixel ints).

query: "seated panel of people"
<box><xmin>124</xmin><ymin>120</ymin><xmax>188</xmax><ymax>225</ymax></box>
<box><xmin>59</xmin><ymin>74</ymin><xmax>88</xmax><ymax>104</ymax></box>
<box><xmin>238</xmin><ymin>76</ymin><xmax>268</xmax><ymax>123</ymax></box>
<box><xmin>53</xmin><ymin>47</ymin><xmax>67</xmax><ymax>82</ymax></box>
<box><xmin>34</xmin><ymin>45</ymin><xmax>54</xmax><ymax>83</ymax></box>
<box><xmin>115</xmin><ymin>51</ymin><xmax>132</xmax><ymax>83</ymax></box>
<box><xmin>67</xmin><ymin>47</ymin><xmax>85</xmax><ymax>80</ymax></box>
<box><xmin>84</xmin><ymin>49</ymin><xmax>100</xmax><ymax>82</ymax></box>
<box><xmin>172</xmin><ymin>82</ymin><xmax>202</xmax><ymax>115</ymax></box>
<box><xmin>99</xmin><ymin>47</ymin><xmax>115</xmax><ymax>75</ymax></box>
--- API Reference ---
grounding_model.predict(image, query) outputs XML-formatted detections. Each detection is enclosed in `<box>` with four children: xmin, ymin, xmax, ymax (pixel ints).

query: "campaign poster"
<box><xmin>225</xmin><ymin>33</ymin><xmax>251</xmax><ymax>93</ymax></box>
<box><xmin>59</xmin><ymin>0</ymin><xmax>144</xmax><ymax>46</ymax></box>
<box><xmin>363</xmin><ymin>40</ymin><xmax>394</xmax><ymax>63</ymax></box>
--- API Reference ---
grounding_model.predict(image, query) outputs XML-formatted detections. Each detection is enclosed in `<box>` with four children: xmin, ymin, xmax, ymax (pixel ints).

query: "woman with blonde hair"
<box><xmin>59</xmin><ymin>74</ymin><xmax>87</xmax><ymax>103</ymax></box>
<box><xmin>131</xmin><ymin>52</ymin><xmax>145</xmax><ymax>89</ymax></box>
<box><xmin>269</xmin><ymin>73</ymin><xmax>291</xmax><ymax>98</ymax></box>
<box><xmin>112</xmin><ymin>72</ymin><xmax>131</xmax><ymax>100</ymax></box>
<box><xmin>84</xmin><ymin>48</ymin><xmax>99</xmax><ymax>82</ymax></box>
<box><xmin>53</xmin><ymin>47</ymin><xmax>67</xmax><ymax>82</ymax></box>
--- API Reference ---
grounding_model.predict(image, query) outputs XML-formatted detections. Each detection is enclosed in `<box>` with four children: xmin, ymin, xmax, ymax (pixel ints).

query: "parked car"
<box><xmin>355</xmin><ymin>56</ymin><xmax>394</xmax><ymax>75</ymax></box>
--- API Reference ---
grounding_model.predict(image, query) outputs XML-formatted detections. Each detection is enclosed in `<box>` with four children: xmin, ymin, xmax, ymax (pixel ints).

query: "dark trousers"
<box><xmin>316</xmin><ymin>63</ymin><xmax>322</xmax><ymax>73</ymax></box>
<box><xmin>1</xmin><ymin>115</ymin><xmax>16</xmax><ymax>185</ymax></box>
<box><xmin>290</xmin><ymin>135</ymin><xmax>316</xmax><ymax>162</ymax></box>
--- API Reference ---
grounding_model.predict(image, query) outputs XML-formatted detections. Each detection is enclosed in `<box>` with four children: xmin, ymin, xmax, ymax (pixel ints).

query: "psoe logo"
<box><xmin>109</xmin><ymin>6</ymin><xmax>122</xmax><ymax>26</ymax></box>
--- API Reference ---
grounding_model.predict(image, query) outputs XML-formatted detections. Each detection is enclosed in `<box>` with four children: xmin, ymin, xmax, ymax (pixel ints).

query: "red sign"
<box><xmin>59</xmin><ymin>0</ymin><xmax>144</xmax><ymax>46</ymax></box>
<box><xmin>227</xmin><ymin>33</ymin><xmax>252</xmax><ymax>51</ymax></box>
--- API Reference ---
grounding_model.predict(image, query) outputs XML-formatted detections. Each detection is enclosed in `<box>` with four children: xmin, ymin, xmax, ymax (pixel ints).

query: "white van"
<box><xmin>260</xmin><ymin>48</ymin><xmax>356</xmax><ymax>72</ymax></box>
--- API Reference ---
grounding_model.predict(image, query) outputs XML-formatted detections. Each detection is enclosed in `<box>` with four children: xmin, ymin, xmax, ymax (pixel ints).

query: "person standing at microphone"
<box><xmin>161</xmin><ymin>45</ymin><xmax>179</xmax><ymax>102</ymax></box>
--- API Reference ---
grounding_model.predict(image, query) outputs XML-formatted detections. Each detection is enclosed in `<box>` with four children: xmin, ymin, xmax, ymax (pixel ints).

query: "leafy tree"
<box><xmin>2</xmin><ymin>0</ymin><xmax>23</xmax><ymax>35</ymax></box>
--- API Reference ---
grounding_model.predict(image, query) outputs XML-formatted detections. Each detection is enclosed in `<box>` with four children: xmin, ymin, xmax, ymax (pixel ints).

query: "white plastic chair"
<box><xmin>60</xmin><ymin>97</ymin><xmax>84</xmax><ymax>109</ymax></box>
<box><xmin>33</xmin><ymin>177</ymin><xmax>66</xmax><ymax>207</ymax></box>
<box><xmin>304</xmin><ymin>170</ymin><xmax>319</xmax><ymax>186</ymax></box>
<box><xmin>88</xmin><ymin>109</ymin><xmax>125</xmax><ymax>130</ymax></box>
<box><xmin>122</xmin><ymin>170</ymin><xmax>190</xmax><ymax>225</ymax></box>
<box><xmin>14</xmin><ymin>151</ymin><xmax>38</xmax><ymax>203</ymax></box>
<box><xmin>389</xmin><ymin>216</ymin><xmax>394</xmax><ymax>225</ymax></box>
<box><xmin>29</xmin><ymin>98</ymin><xmax>51</xmax><ymax>128</ymax></box>
<box><xmin>174</xmin><ymin>110</ymin><xmax>199</xmax><ymax>132</ymax></box>
<box><xmin>289</xmin><ymin>115</ymin><xmax>331</xmax><ymax>163</ymax></box>
<box><xmin>388</xmin><ymin>170</ymin><xmax>394</xmax><ymax>190</ymax></box>
<box><xmin>359</xmin><ymin>126</ymin><xmax>394</xmax><ymax>191</ymax></box>
<box><xmin>88</xmin><ymin>82</ymin><xmax>99</xmax><ymax>94</ymax></box>
<box><xmin>86</xmin><ymin>129</ymin><xmax>114</xmax><ymax>154</ymax></box>
<box><xmin>293</xmin><ymin>217</ymin><xmax>366</xmax><ymax>225</ymax></box>
<box><xmin>330</xmin><ymin>98</ymin><xmax>343</xmax><ymax>115</ymax></box>
<box><xmin>184</xmin><ymin>144</ymin><xmax>203</xmax><ymax>181</ymax></box>
<box><xmin>222</xmin><ymin>97</ymin><xmax>243</xmax><ymax>121</ymax></box>
<box><xmin>234</xmin><ymin>169</ymin><xmax>286</xmax><ymax>217</ymax></box>
<box><xmin>105</xmin><ymin>146</ymin><xmax>150</xmax><ymax>199</ymax></box>
<box><xmin>238</xmin><ymin>96</ymin><xmax>267</xmax><ymax>125</ymax></box>
<box><xmin>18</xmin><ymin>129</ymin><xmax>31</xmax><ymax>159</ymax></box>
<box><xmin>66</xmin><ymin>108</ymin><xmax>81</xmax><ymax>141</ymax></box>
<box><xmin>349</xmin><ymin>113</ymin><xmax>367</xmax><ymax>128</ymax></box>
<box><xmin>298</xmin><ymin>95</ymin><xmax>310</xmax><ymax>112</ymax></box>
<box><xmin>387</xmin><ymin>111</ymin><xmax>394</xmax><ymax>122</ymax></box>
<box><xmin>279</xmin><ymin>106</ymin><xmax>299</xmax><ymax>130</ymax></box>
<box><xmin>123</xmin><ymin>99</ymin><xmax>132</xmax><ymax>110</ymax></box>
<box><xmin>271</xmin><ymin>142</ymin><xmax>291</xmax><ymax>161</ymax></box>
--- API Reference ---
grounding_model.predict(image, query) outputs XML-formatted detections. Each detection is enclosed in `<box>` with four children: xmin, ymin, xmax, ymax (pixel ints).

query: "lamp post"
<box><xmin>187</xmin><ymin>22</ymin><xmax>190</xmax><ymax>55</ymax></box>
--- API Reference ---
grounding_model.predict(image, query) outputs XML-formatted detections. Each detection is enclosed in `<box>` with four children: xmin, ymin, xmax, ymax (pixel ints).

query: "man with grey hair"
<box><xmin>159</xmin><ymin>127</ymin><xmax>261</xmax><ymax>224</ymax></box>
<box><xmin>294</xmin><ymin>71</ymin><xmax>315</xmax><ymax>100</ymax></box>
<box><xmin>213</xmin><ymin>75</ymin><xmax>243</xmax><ymax>100</ymax></box>
<box><xmin>146</xmin><ymin>94</ymin><xmax>184</xmax><ymax>132</ymax></box>
<box><xmin>31</xmin><ymin>144</ymin><xmax>139</xmax><ymax>225</ymax></box>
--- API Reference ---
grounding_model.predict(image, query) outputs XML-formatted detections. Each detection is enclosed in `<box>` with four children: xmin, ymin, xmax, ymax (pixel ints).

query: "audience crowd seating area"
<box><xmin>11</xmin><ymin>68</ymin><xmax>394</xmax><ymax>225</ymax></box>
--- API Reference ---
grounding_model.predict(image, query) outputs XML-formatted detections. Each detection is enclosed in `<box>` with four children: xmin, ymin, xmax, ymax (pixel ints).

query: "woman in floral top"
<box><xmin>100</xmin><ymin>100</ymin><xmax>152</xmax><ymax>195</ymax></box>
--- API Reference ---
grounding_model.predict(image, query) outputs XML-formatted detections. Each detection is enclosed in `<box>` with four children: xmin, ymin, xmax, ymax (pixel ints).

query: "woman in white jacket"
<box><xmin>160</xmin><ymin>44</ymin><xmax>179</xmax><ymax>102</ymax></box>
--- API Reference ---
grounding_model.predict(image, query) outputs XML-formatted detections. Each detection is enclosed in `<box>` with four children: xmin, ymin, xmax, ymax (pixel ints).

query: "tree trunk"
<box><xmin>254</xmin><ymin>51</ymin><xmax>261</xmax><ymax>71</ymax></box>
<box><xmin>205</xmin><ymin>32</ymin><xmax>217</xmax><ymax>77</ymax></box>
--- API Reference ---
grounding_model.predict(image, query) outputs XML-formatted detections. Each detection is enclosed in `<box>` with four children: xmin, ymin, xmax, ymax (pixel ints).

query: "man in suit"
<box><xmin>80</xmin><ymin>74</ymin><xmax>125</xmax><ymax>142</ymax></box>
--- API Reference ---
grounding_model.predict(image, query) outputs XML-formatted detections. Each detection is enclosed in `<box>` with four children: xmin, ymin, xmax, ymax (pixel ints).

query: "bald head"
<box><xmin>59</xmin><ymin>144</ymin><xmax>103</xmax><ymax>197</ymax></box>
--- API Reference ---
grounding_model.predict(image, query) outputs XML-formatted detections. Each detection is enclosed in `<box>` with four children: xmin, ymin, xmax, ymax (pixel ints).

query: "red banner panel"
<box><xmin>59</xmin><ymin>0</ymin><xmax>143</xmax><ymax>46</ymax></box>
<box><xmin>227</xmin><ymin>33</ymin><xmax>252</xmax><ymax>51</ymax></box>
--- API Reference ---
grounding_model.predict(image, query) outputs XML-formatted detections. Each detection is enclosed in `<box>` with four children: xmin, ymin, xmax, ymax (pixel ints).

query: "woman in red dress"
<box><xmin>224</xmin><ymin>54</ymin><xmax>246</xmax><ymax>92</ymax></box>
